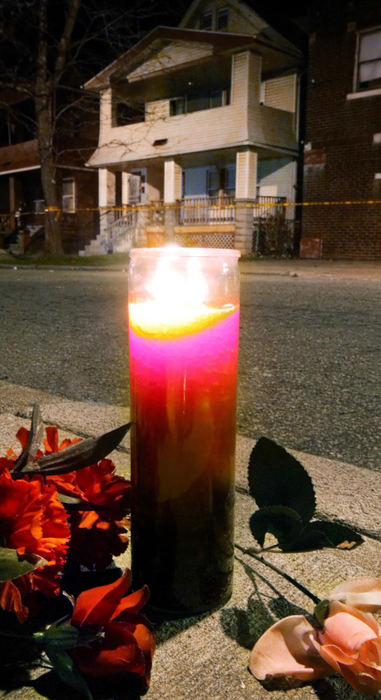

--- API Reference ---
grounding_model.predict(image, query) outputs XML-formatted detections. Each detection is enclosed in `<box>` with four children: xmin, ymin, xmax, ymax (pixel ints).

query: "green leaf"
<box><xmin>47</xmin><ymin>650</ymin><xmax>94</xmax><ymax>700</ymax></box>
<box><xmin>300</xmin><ymin>521</ymin><xmax>364</xmax><ymax>549</ymax></box>
<box><xmin>248</xmin><ymin>437</ymin><xmax>316</xmax><ymax>523</ymax></box>
<box><xmin>0</xmin><ymin>547</ymin><xmax>47</xmax><ymax>582</ymax></box>
<box><xmin>249</xmin><ymin>505</ymin><xmax>303</xmax><ymax>548</ymax></box>
<box><xmin>35</xmin><ymin>622</ymin><xmax>80</xmax><ymax>652</ymax></box>
<box><xmin>15</xmin><ymin>422</ymin><xmax>131</xmax><ymax>477</ymax></box>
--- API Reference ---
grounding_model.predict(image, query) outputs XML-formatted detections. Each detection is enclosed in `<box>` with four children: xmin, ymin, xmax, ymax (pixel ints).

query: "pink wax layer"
<box><xmin>128</xmin><ymin>306</ymin><xmax>239</xmax><ymax>615</ymax></box>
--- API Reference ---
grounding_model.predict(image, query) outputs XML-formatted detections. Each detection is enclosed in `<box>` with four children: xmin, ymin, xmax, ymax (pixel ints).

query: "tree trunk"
<box><xmin>35</xmin><ymin>0</ymin><xmax>63</xmax><ymax>255</ymax></box>
<box><xmin>36</xmin><ymin>97</ymin><xmax>63</xmax><ymax>254</ymax></box>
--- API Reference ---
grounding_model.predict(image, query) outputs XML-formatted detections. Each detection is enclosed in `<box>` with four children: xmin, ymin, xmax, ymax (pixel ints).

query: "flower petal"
<box><xmin>111</xmin><ymin>585</ymin><xmax>150</xmax><ymax>621</ymax></box>
<box><xmin>328</xmin><ymin>578</ymin><xmax>381</xmax><ymax>612</ymax></box>
<box><xmin>320</xmin><ymin>602</ymin><xmax>380</xmax><ymax>652</ymax></box>
<box><xmin>71</xmin><ymin>570</ymin><xmax>131</xmax><ymax>627</ymax></box>
<box><xmin>249</xmin><ymin>615</ymin><xmax>332</xmax><ymax>683</ymax></box>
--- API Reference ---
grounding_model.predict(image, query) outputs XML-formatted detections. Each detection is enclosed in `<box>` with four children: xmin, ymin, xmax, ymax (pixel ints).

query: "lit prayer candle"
<box><xmin>128</xmin><ymin>247</ymin><xmax>240</xmax><ymax>617</ymax></box>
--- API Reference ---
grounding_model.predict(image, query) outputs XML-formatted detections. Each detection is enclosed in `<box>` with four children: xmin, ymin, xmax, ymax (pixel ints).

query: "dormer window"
<box><xmin>217</xmin><ymin>8</ymin><xmax>229</xmax><ymax>30</ymax></box>
<box><xmin>200</xmin><ymin>12</ymin><xmax>212</xmax><ymax>30</ymax></box>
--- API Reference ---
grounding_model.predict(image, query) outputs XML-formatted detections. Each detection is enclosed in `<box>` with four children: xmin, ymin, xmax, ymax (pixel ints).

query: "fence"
<box><xmin>177</xmin><ymin>196</ymin><xmax>235</xmax><ymax>225</ymax></box>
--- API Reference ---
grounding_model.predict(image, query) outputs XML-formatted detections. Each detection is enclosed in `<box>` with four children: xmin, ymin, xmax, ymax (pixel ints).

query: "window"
<box><xmin>200</xmin><ymin>12</ymin><xmax>212</xmax><ymax>30</ymax></box>
<box><xmin>34</xmin><ymin>199</ymin><xmax>45</xmax><ymax>214</ymax></box>
<box><xmin>207</xmin><ymin>169</ymin><xmax>219</xmax><ymax>198</ymax></box>
<box><xmin>170</xmin><ymin>96</ymin><xmax>186</xmax><ymax>115</ymax></box>
<box><xmin>62</xmin><ymin>178</ymin><xmax>75</xmax><ymax>213</ymax></box>
<box><xmin>187</xmin><ymin>94</ymin><xmax>209</xmax><ymax>113</ymax></box>
<box><xmin>221</xmin><ymin>166</ymin><xmax>235</xmax><ymax>196</ymax></box>
<box><xmin>357</xmin><ymin>28</ymin><xmax>381</xmax><ymax>91</ymax></box>
<box><xmin>170</xmin><ymin>90</ymin><xmax>228</xmax><ymax>116</ymax></box>
<box><xmin>217</xmin><ymin>8</ymin><xmax>228</xmax><ymax>30</ymax></box>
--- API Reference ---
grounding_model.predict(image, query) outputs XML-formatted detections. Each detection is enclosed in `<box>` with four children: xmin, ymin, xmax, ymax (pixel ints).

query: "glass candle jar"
<box><xmin>128</xmin><ymin>246</ymin><xmax>240</xmax><ymax>617</ymax></box>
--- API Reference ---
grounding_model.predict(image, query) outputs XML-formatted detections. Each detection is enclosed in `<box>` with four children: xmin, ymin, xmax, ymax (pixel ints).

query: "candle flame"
<box><xmin>148</xmin><ymin>251</ymin><xmax>208</xmax><ymax>308</ymax></box>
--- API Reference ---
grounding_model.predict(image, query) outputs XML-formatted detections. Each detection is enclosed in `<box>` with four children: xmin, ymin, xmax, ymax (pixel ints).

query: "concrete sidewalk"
<box><xmin>239</xmin><ymin>258</ymin><xmax>381</xmax><ymax>281</ymax></box>
<box><xmin>0</xmin><ymin>381</ymin><xmax>380</xmax><ymax>700</ymax></box>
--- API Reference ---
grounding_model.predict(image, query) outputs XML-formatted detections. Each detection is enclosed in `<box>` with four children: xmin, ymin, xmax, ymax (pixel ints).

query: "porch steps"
<box><xmin>79</xmin><ymin>213</ymin><xmax>136</xmax><ymax>256</ymax></box>
<box><xmin>79</xmin><ymin>235</ymin><xmax>109</xmax><ymax>256</ymax></box>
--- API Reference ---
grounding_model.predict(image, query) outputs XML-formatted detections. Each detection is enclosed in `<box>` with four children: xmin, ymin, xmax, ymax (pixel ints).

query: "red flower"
<box><xmin>70</xmin><ymin>570</ymin><xmax>155</xmax><ymax>689</ymax></box>
<box><xmin>8</xmin><ymin>425</ymin><xmax>131</xmax><ymax>571</ymax></box>
<box><xmin>42</xmin><ymin>427</ymin><xmax>131</xmax><ymax>569</ymax></box>
<box><xmin>0</xmin><ymin>468</ymin><xmax>70</xmax><ymax>622</ymax></box>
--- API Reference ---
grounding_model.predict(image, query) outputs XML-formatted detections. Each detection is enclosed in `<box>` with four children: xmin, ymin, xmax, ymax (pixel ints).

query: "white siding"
<box><xmin>263</xmin><ymin>74</ymin><xmax>297</xmax><ymax>113</ymax></box>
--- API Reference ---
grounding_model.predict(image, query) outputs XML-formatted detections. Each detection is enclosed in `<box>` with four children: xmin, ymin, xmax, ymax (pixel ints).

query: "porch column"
<box><xmin>98</xmin><ymin>168</ymin><xmax>115</xmax><ymax>250</ymax></box>
<box><xmin>164</xmin><ymin>159</ymin><xmax>182</xmax><ymax>240</ymax></box>
<box><xmin>121</xmin><ymin>172</ymin><xmax>130</xmax><ymax>206</ymax></box>
<box><xmin>234</xmin><ymin>149</ymin><xmax>257</xmax><ymax>253</ymax></box>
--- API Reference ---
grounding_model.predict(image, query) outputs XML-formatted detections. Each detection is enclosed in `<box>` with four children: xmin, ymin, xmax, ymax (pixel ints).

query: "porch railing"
<box><xmin>252</xmin><ymin>196</ymin><xmax>287</xmax><ymax>219</ymax></box>
<box><xmin>109</xmin><ymin>207</ymin><xmax>138</xmax><ymax>252</ymax></box>
<box><xmin>178</xmin><ymin>196</ymin><xmax>235</xmax><ymax>225</ymax></box>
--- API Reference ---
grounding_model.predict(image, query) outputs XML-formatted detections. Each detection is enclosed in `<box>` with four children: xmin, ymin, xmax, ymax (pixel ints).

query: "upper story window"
<box><xmin>170</xmin><ymin>96</ymin><xmax>186</xmax><ymax>116</ymax></box>
<box><xmin>357</xmin><ymin>28</ymin><xmax>381</xmax><ymax>91</ymax></box>
<box><xmin>199</xmin><ymin>8</ymin><xmax>229</xmax><ymax>31</ymax></box>
<box><xmin>216</xmin><ymin>8</ymin><xmax>229</xmax><ymax>30</ymax></box>
<box><xmin>170</xmin><ymin>89</ymin><xmax>229</xmax><ymax>117</ymax></box>
<box><xmin>62</xmin><ymin>178</ymin><xmax>75</xmax><ymax>213</ymax></box>
<box><xmin>200</xmin><ymin>12</ymin><xmax>212</xmax><ymax>30</ymax></box>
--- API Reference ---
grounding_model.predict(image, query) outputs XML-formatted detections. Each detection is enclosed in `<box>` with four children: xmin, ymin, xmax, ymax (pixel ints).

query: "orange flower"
<box><xmin>70</xmin><ymin>570</ymin><xmax>155</xmax><ymax>689</ymax></box>
<box><xmin>9</xmin><ymin>425</ymin><xmax>131</xmax><ymax>570</ymax></box>
<box><xmin>0</xmin><ymin>468</ymin><xmax>70</xmax><ymax>622</ymax></box>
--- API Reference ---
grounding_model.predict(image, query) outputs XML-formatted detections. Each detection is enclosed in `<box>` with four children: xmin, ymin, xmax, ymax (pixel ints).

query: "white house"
<box><xmin>83</xmin><ymin>0</ymin><xmax>303</xmax><ymax>254</ymax></box>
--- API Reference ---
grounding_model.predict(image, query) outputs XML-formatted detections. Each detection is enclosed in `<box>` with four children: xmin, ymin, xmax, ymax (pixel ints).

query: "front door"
<box><xmin>129</xmin><ymin>169</ymin><xmax>146</xmax><ymax>205</ymax></box>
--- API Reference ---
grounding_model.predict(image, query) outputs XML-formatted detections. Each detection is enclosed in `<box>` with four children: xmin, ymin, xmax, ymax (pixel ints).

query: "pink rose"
<box><xmin>313</xmin><ymin>601</ymin><xmax>381</xmax><ymax>695</ymax></box>
<box><xmin>249</xmin><ymin>577</ymin><xmax>381</xmax><ymax>695</ymax></box>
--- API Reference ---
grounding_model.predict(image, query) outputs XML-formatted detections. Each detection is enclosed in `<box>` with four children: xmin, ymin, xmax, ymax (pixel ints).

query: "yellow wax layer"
<box><xmin>128</xmin><ymin>301</ymin><xmax>237</xmax><ymax>339</ymax></box>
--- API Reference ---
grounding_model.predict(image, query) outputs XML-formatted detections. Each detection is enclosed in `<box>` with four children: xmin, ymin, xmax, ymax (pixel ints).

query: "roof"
<box><xmin>84</xmin><ymin>25</ymin><xmax>303</xmax><ymax>92</ymax></box>
<box><xmin>0</xmin><ymin>139</ymin><xmax>40</xmax><ymax>175</ymax></box>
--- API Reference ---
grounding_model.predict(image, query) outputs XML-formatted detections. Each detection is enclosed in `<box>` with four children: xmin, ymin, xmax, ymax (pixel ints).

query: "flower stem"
<box><xmin>234</xmin><ymin>543</ymin><xmax>321</xmax><ymax>605</ymax></box>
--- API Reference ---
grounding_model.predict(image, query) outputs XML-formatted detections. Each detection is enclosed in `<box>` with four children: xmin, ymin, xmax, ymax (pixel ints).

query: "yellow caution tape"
<box><xmin>2</xmin><ymin>199</ymin><xmax>381</xmax><ymax>218</ymax></box>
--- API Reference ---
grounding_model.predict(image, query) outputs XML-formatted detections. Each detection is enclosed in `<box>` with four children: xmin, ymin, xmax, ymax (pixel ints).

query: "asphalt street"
<box><xmin>0</xmin><ymin>267</ymin><xmax>379</xmax><ymax>471</ymax></box>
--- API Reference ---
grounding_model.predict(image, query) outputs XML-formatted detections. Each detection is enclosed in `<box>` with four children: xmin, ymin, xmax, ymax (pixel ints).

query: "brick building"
<box><xmin>0</xmin><ymin>94</ymin><xmax>99</xmax><ymax>254</ymax></box>
<box><xmin>300</xmin><ymin>0</ymin><xmax>381</xmax><ymax>259</ymax></box>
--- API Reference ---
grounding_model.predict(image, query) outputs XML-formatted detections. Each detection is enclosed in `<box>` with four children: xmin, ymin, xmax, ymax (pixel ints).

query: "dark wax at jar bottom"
<box><xmin>131</xmin><ymin>477</ymin><xmax>235</xmax><ymax>617</ymax></box>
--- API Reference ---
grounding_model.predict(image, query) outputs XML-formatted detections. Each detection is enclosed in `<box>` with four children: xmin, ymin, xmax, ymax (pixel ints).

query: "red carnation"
<box><xmin>70</xmin><ymin>570</ymin><xmax>155</xmax><ymax>690</ymax></box>
<box><xmin>0</xmin><ymin>468</ymin><xmax>70</xmax><ymax>622</ymax></box>
<box><xmin>43</xmin><ymin>428</ymin><xmax>131</xmax><ymax>570</ymax></box>
<box><xmin>11</xmin><ymin>425</ymin><xmax>131</xmax><ymax>570</ymax></box>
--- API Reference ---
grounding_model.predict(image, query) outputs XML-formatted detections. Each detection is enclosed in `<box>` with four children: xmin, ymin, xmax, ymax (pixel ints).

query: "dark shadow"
<box><xmin>220</xmin><ymin>555</ymin><xmax>308</xmax><ymax>651</ymax></box>
<box><xmin>0</xmin><ymin>609</ymin><xmax>41</xmax><ymax>692</ymax></box>
<box><xmin>33</xmin><ymin>670</ymin><xmax>146</xmax><ymax>700</ymax></box>
<box><xmin>154</xmin><ymin>610</ymin><xmax>211</xmax><ymax>646</ymax></box>
<box><xmin>61</xmin><ymin>557</ymin><xmax>123</xmax><ymax>598</ymax></box>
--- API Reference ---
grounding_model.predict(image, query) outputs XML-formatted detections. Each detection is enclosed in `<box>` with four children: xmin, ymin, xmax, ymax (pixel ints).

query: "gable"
<box><xmin>127</xmin><ymin>40</ymin><xmax>214</xmax><ymax>82</ymax></box>
<box><xmin>180</xmin><ymin>0</ymin><xmax>267</xmax><ymax>35</ymax></box>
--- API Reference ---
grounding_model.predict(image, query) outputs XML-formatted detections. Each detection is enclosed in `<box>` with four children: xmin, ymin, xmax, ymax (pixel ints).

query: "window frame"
<box><xmin>62</xmin><ymin>177</ymin><xmax>76</xmax><ymax>213</ymax></box>
<box><xmin>216</xmin><ymin>8</ymin><xmax>229</xmax><ymax>31</ymax></box>
<box><xmin>354</xmin><ymin>25</ymin><xmax>381</xmax><ymax>93</ymax></box>
<box><xmin>200</xmin><ymin>12</ymin><xmax>212</xmax><ymax>30</ymax></box>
